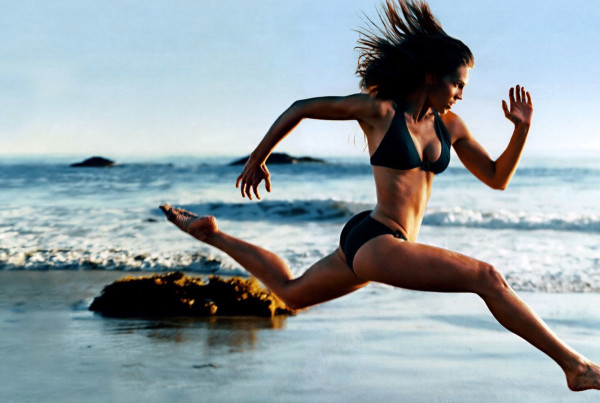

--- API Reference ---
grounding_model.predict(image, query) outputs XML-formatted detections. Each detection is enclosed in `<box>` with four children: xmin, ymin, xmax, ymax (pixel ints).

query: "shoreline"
<box><xmin>0</xmin><ymin>270</ymin><xmax>599</xmax><ymax>402</ymax></box>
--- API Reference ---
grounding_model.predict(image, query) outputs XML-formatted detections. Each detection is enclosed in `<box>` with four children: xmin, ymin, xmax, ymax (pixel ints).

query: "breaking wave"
<box><xmin>424</xmin><ymin>207</ymin><xmax>600</xmax><ymax>233</ymax></box>
<box><xmin>0</xmin><ymin>248</ymin><xmax>243</xmax><ymax>274</ymax></box>
<box><xmin>177</xmin><ymin>200</ymin><xmax>600</xmax><ymax>233</ymax></box>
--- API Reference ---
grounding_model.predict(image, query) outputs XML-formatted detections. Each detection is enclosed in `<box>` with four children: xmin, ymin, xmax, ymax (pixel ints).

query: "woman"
<box><xmin>160</xmin><ymin>0</ymin><xmax>600</xmax><ymax>391</ymax></box>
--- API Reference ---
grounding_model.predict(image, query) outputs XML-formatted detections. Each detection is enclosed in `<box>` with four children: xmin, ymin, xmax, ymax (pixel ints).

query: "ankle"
<box><xmin>562</xmin><ymin>355</ymin><xmax>588</xmax><ymax>376</ymax></box>
<box><xmin>203</xmin><ymin>229</ymin><xmax>223</xmax><ymax>246</ymax></box>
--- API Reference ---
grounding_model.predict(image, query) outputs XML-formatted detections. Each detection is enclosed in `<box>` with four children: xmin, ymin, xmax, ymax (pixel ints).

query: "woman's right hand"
<box><xmin>235</xmin><ymin>158</ymin><xmax>271</xmax><ymax>200</ymax></box>
<box><xmin>501</xmin><ymin>85</ymin><xmax>533</xmax><ymax>127</ymax></box>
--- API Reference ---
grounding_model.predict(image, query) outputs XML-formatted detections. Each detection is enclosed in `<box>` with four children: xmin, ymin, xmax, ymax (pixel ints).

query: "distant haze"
<box><xmin>1</xmin><ymin>0</ymin><xmax>598</xmax><ymax>158</ymax></box>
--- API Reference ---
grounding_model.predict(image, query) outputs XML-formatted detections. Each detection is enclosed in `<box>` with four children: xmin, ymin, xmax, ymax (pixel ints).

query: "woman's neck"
<box><xmin>401</xmin><ymin>85</ymin><xmax>432</xmax><ymax>122</ymax></box>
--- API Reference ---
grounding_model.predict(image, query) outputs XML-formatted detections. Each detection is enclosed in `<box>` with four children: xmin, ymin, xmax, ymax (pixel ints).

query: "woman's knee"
<box><xmin>271</xmin><ymin>281</ymin><xmax>306</xmax><ymax>310</ymax></box>
<box><xmin>473</xmin><ymin>261</ymin><xmax>509</xmax><ymax>296</ymax></box>
<box><xmin>279</xmin><ymin>291</ymin><xmax>308</xmax><ymax>310</ymax></box>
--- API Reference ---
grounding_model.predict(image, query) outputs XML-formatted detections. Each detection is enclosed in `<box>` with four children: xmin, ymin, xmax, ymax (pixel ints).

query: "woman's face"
<box><xmin>428</xmin><ymin>65</ymin><xmax>470</xmax><ymax>114</ymax></box>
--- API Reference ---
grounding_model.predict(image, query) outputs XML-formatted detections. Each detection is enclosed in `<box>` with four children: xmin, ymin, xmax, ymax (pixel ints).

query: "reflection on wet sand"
<box><xmin>99</xmin><ymin>314</ymin><xmax>288</xmax><ymax>352</ymax></box>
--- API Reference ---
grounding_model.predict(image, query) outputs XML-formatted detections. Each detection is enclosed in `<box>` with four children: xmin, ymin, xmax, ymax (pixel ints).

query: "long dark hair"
<box><xmin>356</xmin><ymin>0</ymin><xmax>474</xmax><ymax>102</ymax></box>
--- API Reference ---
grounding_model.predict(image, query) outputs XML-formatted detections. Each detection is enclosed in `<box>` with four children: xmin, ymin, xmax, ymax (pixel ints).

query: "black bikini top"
<box><xmin>370</xmin><ymin>108</ymin><xmax>451</xmax><ymax>174</ymax></box>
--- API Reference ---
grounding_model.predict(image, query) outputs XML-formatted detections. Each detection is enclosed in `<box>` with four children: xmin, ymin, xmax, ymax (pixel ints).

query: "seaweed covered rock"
<box><xmin>89</xmin><ymin>272</ymin><xmax>294</xmax><ymax>318</ymax></box>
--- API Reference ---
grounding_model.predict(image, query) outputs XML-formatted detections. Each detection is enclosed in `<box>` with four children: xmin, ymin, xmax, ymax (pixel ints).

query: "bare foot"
<box><xmin>566</xmin><ymin>360</ymin><xmax>600</xmax><ymax>392</ymax></box>
<box><xmin>159</xmin><ymin>204</ymin><xmax>218</xmax><ymax>242</ymax></box>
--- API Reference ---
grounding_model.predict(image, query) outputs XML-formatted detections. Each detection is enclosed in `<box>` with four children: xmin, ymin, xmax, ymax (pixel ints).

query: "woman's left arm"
<box><xmin>450</xmin><ymin>85</ymin><xmax>533</xmax><ymax>190</ymax></box>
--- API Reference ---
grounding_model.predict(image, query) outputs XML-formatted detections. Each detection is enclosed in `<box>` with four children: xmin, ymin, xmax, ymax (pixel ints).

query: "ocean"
<box><xmin>1</xmin><ymin>154</ymin><xmax>599</xmax><ymax>293</ymax></box>
<box><xmin>2</xmin><ymin>154</ymin><xmax>600</xmax><ymax>402</ymax></box>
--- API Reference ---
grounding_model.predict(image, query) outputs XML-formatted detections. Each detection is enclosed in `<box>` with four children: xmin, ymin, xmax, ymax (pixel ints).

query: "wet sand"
<box><xmin>0</xmin><ymin>270</ymin><xmax>599</xmax><ymax>402</ymax></box>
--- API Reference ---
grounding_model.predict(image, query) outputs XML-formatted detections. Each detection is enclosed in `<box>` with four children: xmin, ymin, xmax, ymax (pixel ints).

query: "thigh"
<box><xmin>353</xmin><ymin>236</ymin><xmax>490</xmax><ymax>292</ymax></box>
<box><xmin>288</xmin><ymin>248</ymin><xmax>370</xmax><ymax>307</ymax></box>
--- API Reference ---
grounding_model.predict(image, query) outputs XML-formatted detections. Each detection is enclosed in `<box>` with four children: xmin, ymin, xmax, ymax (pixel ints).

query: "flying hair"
<box><xmin>355</xmin><ymin>0</ymin><xmax>474</xmax><ymax>102</ymax></box>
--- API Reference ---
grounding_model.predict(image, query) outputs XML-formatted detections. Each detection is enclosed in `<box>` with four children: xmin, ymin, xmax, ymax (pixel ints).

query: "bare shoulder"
<box><xmin>372</xmin><ymin>97</ymin><xmax>396</xmax><ymax>118</ymax></box>
<box><xmin>341</xmin><ymin>93</ymin><xmax>393</xmax><ymax>119</ymax></box>
<box><xmin>439</xmin><ymin>111</ymin><xmax>466</xmax><ymax>129</ymax></box>
<box><xmin>439</xmin><ymin>111</ymin><xmax>470</xmax><ymax>142</ymax></box>
<box><xmin>355</xmin><ymin>95</ymin><xmax>396</xmax><ymax>129</ymax></box>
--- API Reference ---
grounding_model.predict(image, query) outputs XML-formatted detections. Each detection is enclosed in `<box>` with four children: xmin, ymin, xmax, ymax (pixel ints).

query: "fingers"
<box><xmin>515</xmin><ymin>85</ymin><xmax>527</xmax><ymax>103</ymax></box>
<box><xmin>245</xmin><ymin>181</ymin><xmax>253</xmax><ymax>200</ymax></box>
<box><xmin>236</xmin><ymin>174</ymin><xmax>249</xmax><ymax>199</ymax></box>
<box><xmin>237</xmin><ymin>171</ymin><xmax>252</xmax><ymax>199</ymax></box>
<box><xmin>262</xmin><ymin>165</ymin><xmax>271</xmax><ymax>194</ymax></box>
<box><xmin>237</xmin><ymin>180</ymin><xmax>261</xmax><ymax>199</ymax></box>
<box><xmin>236</xmin><ymin>175</ymin><xmax>255</xmax><ymax>199</ymax></box>
<box><xmin>235</xmin><ymin>163</ymin><xmax>271</xmax><ymax>200</ymax></box>
<box><xmin>508</xmin><ymin>84</ymin><xmax>531</xmax><ymax>104</ymax></box>
<box><xmin>238</xmin><ymin>177</ymin><xmax>269</xmax><ymax>200</ymax></box>
<box><xmin>501</xmin><ymin>99</ymin><xmax>509</xmax><ymax>117</ymax></box>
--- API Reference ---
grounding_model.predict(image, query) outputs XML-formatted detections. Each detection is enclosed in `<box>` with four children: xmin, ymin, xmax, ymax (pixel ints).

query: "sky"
<box><xmin>1</xmin><ymin>0</ymin><xmax>599</xmax><ymax>159</ymax></box>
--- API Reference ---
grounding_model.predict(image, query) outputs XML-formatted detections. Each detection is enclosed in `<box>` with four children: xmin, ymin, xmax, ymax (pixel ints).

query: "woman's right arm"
<box><xmin>450</xmin><ymin>86</ymin><xmax>533</xmax><ymax>190</ymax></box>
<box><xmin>236</xmin><ymin>94</ymin><xmax>381</xmax><ymax>199</ymax></box>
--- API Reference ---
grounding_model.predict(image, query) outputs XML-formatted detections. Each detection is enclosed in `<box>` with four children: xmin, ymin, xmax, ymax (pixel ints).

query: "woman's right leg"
<box><xmin>353</xmin><ymin>236</ymin><xmax>600</xmax><ymax>392</ymax></box>
<box><xmin>160</xmin><ymin>205</ymin><xmax>369</xmax><ymax>309</ymax></box>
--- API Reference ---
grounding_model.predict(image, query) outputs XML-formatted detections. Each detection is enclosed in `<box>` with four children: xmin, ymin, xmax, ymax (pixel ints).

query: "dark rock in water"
<box><xmin>89</xmin><ymin>272</ymin><xmax>295</xmax><ymax>318</ymax></box>
<box><xmin>229</xmin><ymin>152</ymin><xmax>325</xmax><ymax>166</ymax></box>
<box><xmin>70</xmin><ymin>156</ymin><xmax>115</xmax><ymax>167</ymax></box>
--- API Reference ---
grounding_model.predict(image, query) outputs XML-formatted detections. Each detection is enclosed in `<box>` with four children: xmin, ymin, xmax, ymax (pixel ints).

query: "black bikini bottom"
<box><xmin>339</xmin><ymin>210</ymin><xmax>407</xmax><ymax>273</ymax></box>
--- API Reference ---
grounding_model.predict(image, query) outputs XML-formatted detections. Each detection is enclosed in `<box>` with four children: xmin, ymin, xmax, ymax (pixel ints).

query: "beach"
<box><xmin>2</xmin><ymin>0</ymin><xmax>599</xmax><ymax>399</ymax></box>
<box><xmin>1</xmin><ymin>270</ymin><xmax>599</xmax><ymax>403</ymax></box>
<box><xmin>0</xmin><ymin>157</ymin><xmax>599</xmax><ymax>401</ymax></box>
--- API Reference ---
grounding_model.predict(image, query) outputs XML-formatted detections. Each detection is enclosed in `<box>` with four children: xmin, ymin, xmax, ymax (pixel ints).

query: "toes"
<box><xmin>183</xmin><ymin>210</ymin><xmax>199</xmax><ymax>218</ymax></box>
<box><xmin>159</xmin><ymin>204</ymin><xmax>176</xmax><ymax>220</ymax></box>
<box><xmin>172</xmin><ymin>206</ymin><xmax>198</xmax><ymax>218</ymax></box>
<box><xmin>174</xmin><ymin>215</ymin><xmax>189</xmax><ymax>228</ymax></box>
<box><xmin>159</xmin><ymin>204</ymin><xmax>200</xmax><ymax>228</ymax></box>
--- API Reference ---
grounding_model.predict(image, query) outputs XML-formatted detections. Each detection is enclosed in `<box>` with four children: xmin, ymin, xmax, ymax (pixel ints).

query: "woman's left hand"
<box><xmin>502</xmin><ymin>85</ymin><xmax>533</xmax><ymax>126</ymax></box>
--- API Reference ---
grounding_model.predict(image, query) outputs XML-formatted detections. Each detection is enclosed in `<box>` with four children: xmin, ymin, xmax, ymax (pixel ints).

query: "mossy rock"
<box><xmin>89</xmin><ymin>272</ymin><xmax>295</xmax><ymax>318</ymax></box>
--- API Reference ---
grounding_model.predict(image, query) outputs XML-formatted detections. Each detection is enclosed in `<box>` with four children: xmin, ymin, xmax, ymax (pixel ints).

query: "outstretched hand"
<box><xmin>502</xmin><ymin>85</ymin><xmax>533</xmax><ymax>126</ymax></box>
<box><xmin>235</xmin><ymin>159</ymin><xmax>271</xmax><ymax>200</ymax></box>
